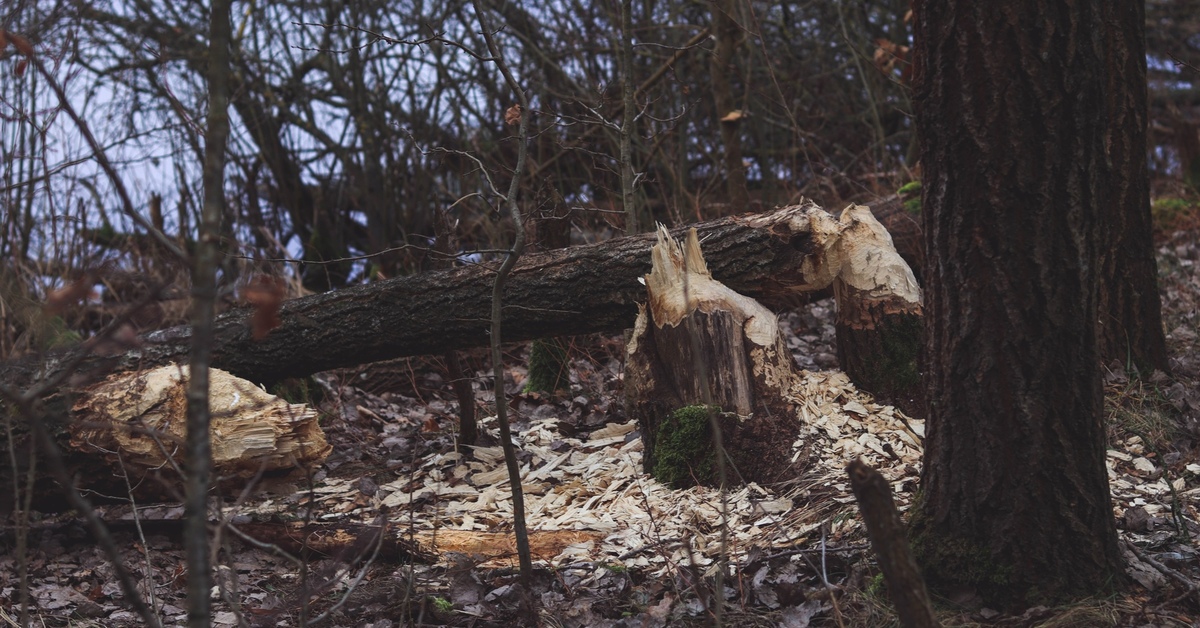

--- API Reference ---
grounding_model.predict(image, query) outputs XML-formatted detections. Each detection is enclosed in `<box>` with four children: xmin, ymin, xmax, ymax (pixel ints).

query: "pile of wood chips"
<box><xmin>247</xmin><ymin>369</ymin><xmax>924</xmax><ymax>577</ymax></box>
<box><xmin>229</xmin><ymin>364</ymin><xmax>1194</xmax><ymax>599</ymax></box>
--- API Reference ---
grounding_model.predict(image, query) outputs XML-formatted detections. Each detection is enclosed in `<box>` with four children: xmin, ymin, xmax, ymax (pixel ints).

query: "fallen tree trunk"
<box><xmin>5</xmin><ymin>201</ymin><xmax>921</xmax><ymax>404</ymax></box>
<box><xmin>2</xmin><ymin>201</ymin><xmax>872</xmax><ymax>391</ymax></box>
<box><xmin>4</xmin><ymin>200</ymin><xmax>922</xmax><ymax>506</ymax></box>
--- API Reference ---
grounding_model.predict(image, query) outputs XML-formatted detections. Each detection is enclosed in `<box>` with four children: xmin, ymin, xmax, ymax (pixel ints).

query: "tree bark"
<box><xmin>187</xmin><ymin>2</ymin><xmax>231</xmax><ymax>623</ymax></box>
<box><xmin>709</xmin><ymin>0</ymin><xmax>748</xmax><ymax>210</ymax></box>
<box><xmin>0</xmin><ymin>203</ymin><xmax>856</xmax><ymax>392</ymax></box>
<box><xmin>910</xmin><ymin>0</ymin><xmax>1123</xmax><ymax>608</ymax></box>
<box><xmin>833</xmin><ymin>205</ymin><xmax>923</xmax><ymax>406</ymax></box>
<box><xmin>1096</xmin><ymin>2</ymin><xmax>1171</xmax><ymax>375</ymax></box>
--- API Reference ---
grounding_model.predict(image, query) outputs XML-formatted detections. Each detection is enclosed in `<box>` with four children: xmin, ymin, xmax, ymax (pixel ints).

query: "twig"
<box><xmin>183</xmin><ymin>0</ymin><xmax>232</xmax><ymax>625</ymax></box>
<box><xmin>1124</xmin><ymin>539</ymin><xmax>1200</xmax><ymax>605</ymax></box>
<box><xmin>28</xmin><ymin>48</ymin><xmax>186</xmax><ymax>262</ymax></box>
<box><xmin>469</xmin><ymin>0</ymin><xmax>536</xmax><ymax>596</ymax></box>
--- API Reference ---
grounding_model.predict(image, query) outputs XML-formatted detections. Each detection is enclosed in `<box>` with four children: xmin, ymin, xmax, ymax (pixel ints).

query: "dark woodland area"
<box><xmin>1</xmin><ymin>0</ymin><xmax>1200</xmax><ymax>626</ymax></box>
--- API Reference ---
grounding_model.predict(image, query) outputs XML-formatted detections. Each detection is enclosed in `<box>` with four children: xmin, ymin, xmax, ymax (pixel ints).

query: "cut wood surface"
<box><xmin>832</xmin><ymin>205</ymin><xmax>924</xmax><ymax>402</ymax></box>
<box><xmin>626</xmin><ymin>227</ymin><xmax>805</xmax><ymax>486</ymax></box>
<box><xmin>68</xmin><ymin>365</ymin><xmax>330</xmax><ymax>495</ymax></box>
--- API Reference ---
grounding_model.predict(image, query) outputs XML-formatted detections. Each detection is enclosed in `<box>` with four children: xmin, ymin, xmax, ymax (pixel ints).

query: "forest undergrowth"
<box><xmin>1</xmin><ymin>202</ymin><xmax>1199</xmax><ymax>627</ymax></box>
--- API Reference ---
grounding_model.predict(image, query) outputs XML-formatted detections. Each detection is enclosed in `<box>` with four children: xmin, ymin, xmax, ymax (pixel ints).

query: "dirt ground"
<box><xmin>1</xmin><ymin>209</ymin><xmax>1199</xmax><ymax>627</ymax></box>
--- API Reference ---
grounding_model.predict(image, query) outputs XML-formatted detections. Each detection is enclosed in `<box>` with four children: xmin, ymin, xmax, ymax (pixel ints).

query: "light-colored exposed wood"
<box><xmin>628</xmin><ymin>202</ymin><xmax>922</xmax><ymax>485</ymax></box>
<box><xmin>70</xmin><ymin>365</ymin><xmax>329</xmax><ymax>486</ymax></box>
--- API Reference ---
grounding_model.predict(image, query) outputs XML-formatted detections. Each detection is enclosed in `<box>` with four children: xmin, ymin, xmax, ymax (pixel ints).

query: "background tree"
<box><xmin>909</xmin><ymin>0</ymin><xmax>1125</xmax><ymax>607</ymax></box>
<box><xmin>1097</xmin><ymin>0</ymin><xmax>1171</xmax><ymax>375</ymax></box>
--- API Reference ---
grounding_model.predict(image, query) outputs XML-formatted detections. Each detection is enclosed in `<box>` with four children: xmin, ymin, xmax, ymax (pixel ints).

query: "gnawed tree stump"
<box><xmin>627</xmin><ymin>227</ymin><xmax>805</xmax><ymax>487</ymax></box>
<box><xmin>68</xmin><ymin>365</ymin><xmax>330</xmax><ymax>498</ymax></box>
<box><xmin>833</xmin><ymin>205</ymin><xmax>924</xmax><ymax>402</ymax></box>
<box><xmin>628</xmin><ymin>203</ymin><xmax>922</xmax><ymax>487</ymax></box>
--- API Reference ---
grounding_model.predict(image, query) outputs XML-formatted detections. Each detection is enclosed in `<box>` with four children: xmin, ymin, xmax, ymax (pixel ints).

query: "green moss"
<box><xmin>866</xmin><ymin>572</ymin><xmax>886</xmax><ymax>597</ymax></box>
<box><xmin>850</xmin><ymin>313</ymin><xmax>921</xmax><ymax>397</ymax></box>
<box><xmin>524</xmin><ymin>338</ymin><xmax>569</xmax><ymax>394</ymax></box>
<box><xmin>898</xmin><ymin>181</ymin><xmax>922</xmax><ymax>215</ymax></box>
<box><xmin>41</xmin><ymin>316</ymin><xmax>81</xmax><ymax>349</ymax></box>
<box><xmin>1151</xmin><ymin>197</ymin><xmax>1198</xmax><ymax>232</ymax></box>
<box><xmin>651</xmin><ymin>404</ymin><xmax>720</xmax><ymax>489</ymax></box>
<box><xmin>908</xmin><ymin>499</ymin><xmax>1020</xmax><ymax>607</ymax></box>
<box><xmin>919</xmin><ymin>536</ymin><xmax>1011</xmax><ymax>589</ymax></box>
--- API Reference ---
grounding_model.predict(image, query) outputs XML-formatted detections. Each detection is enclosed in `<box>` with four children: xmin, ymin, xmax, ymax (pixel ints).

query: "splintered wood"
<box><xmin>625</xmin><ymin>226</ymin><xmax>809</xmax><ymax>486</ymax></box>
<box><xmin>70</xmin><ymin>365</ymin><xmax>331</xmax><ymax>482</ymax></box>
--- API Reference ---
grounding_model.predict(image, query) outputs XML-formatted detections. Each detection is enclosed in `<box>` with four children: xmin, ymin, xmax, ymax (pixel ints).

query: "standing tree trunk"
<box><xmin>1096</xmin><ymin>1</ymin><xmax>1170</xmax><ymax>375</ymax></box>
<box><xmin>910</xmin><ymin>0</ymin><xmax>1123</xmax><ymax>609</ymax></box>
<box><xmin>709</xmin><ymin>0</ymin><xmax>748</xmax><ymax>210</ymax></box>
<box><xmin>619</xmin><ymin>0</ymin><xmax>642</xmax><ymax>234</ymax></box>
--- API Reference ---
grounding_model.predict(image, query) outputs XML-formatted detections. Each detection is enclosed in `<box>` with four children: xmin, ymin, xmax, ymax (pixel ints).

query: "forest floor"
<box><xmin>2</xmin><ymin>207</ymin><xmax>1199</xmax><ymax>627</ymax></box>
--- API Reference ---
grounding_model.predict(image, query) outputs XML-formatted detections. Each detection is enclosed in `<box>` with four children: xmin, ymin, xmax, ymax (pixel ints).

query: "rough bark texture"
<box><xmin>1096</xmin><ymin>1</ymin><xmax>1171</xmax><ymax>374</ymax></box>
<box><xmin>710</xmin><ymin>0</ymin><xmax>748</xmax><ymax>209</ymax></box>
<box><xmin>834</xmin><ymin>289</ymin><xmax>922</xmax><ymax>410</ymax></box>
<box><xmin>847</xmin><ymin>460</ymin><xmax>938</xmax><ymax>628</ymax></box>
<box><xmin>910</xmin><ymin>0</ymin><xmax>1123</xmax><ymax>607</ymax></box>
<box><xmin>1</xmin><ymin>203</ymin><xmax>842</xmax><ymax>393</ymax></box>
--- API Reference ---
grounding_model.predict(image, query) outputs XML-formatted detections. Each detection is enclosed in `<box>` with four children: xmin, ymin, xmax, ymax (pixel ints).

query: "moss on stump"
<box><xmin>651</xmin><ymin>405</ymin><xmax>721</xmax><ymax>489</ymax></box>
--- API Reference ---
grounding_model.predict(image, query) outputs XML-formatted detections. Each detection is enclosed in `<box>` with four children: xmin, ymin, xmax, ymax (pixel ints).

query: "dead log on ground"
<box><xmin>1</xmin><ymin>201</ymin><xmax>896</xmax><ymax>390</ymax></box>
<box><xmin>2</xmin><ymin>201</ymin><xmax>920</xmax><ymax>505</ymax></box>
<box><xmin>66</xmin><ymin>365</ymin><xmax>330</xmax><ymax>499</ymax></box>
<box><xmin>3</xmin><ymin>200</ymin><xmax>921</xmax><ymax>400</ymax></box>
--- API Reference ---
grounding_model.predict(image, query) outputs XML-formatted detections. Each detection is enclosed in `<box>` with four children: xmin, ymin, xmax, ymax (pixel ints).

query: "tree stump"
<box><xmin>833</xmin><ymin>205</ymin><xmax>924</xmax><ymax>405</ymax></box>
<box><xmin>626</xmin><ymin>227</ymin><xmax>804</xmax><ymax>487</ymax></box>
<box><xmin>627</xmin><ymin>203</ymin><xmax>922</xmax><ymax>487</ymax></box>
